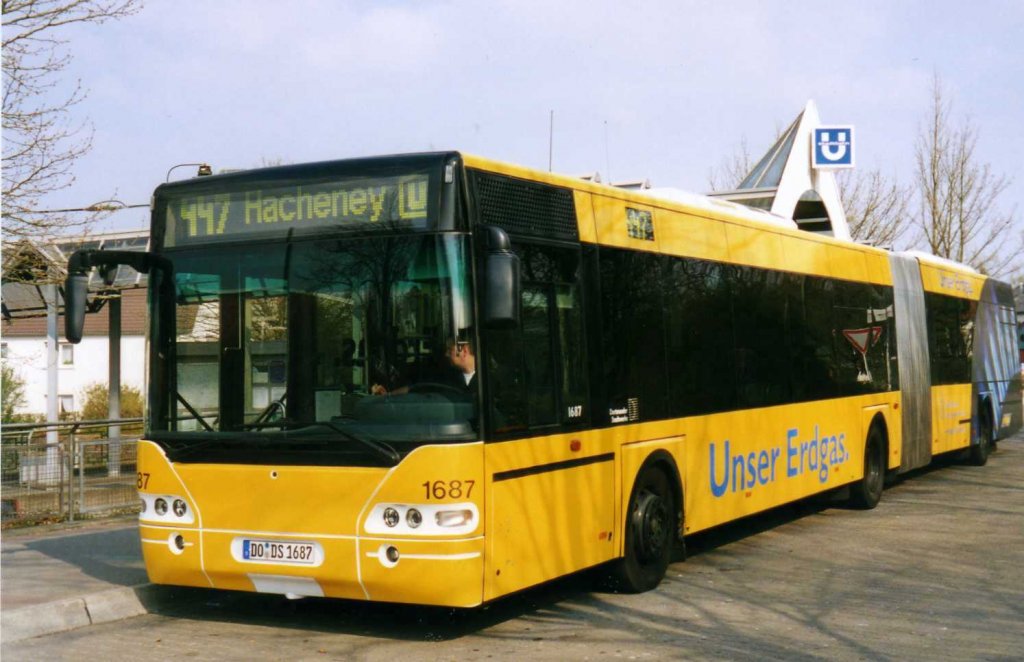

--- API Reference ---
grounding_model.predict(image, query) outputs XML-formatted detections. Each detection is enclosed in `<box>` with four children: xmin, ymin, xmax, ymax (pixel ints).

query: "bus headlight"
<box><xmin>365</xmin><ymin>503</ymin><xmax>479</xmax><ymax>535</ymax></box>
<box><xmin>436</xmin><ymin>509</ymin><xmax>473</xmax><ymax>528</ymax></box>
<box><xmin>406</xmin><ymin>508</ymin><xmax>422</xmax><ymax>528</ymax></box>
<box><xmin>139</xmin><ymin>494</ymin><xmax>195</xmax><ymax>524</ymax></box>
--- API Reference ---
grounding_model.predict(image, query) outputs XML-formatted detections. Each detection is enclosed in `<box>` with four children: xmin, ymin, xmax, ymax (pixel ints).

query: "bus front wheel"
<box><xmin>611</xmin><ymin>466</ymin><xmax>676</xmax><ymax>593</ymax></box>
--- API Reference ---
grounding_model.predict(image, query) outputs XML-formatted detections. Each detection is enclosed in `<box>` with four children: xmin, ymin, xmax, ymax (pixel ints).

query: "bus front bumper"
<box><xmin>140</xmin><ymin>524</ymin><xmax>485</xmax><ymax>607</ymax></box>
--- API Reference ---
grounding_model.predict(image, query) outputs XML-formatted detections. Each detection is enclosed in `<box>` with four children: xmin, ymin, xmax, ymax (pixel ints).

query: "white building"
<box><xmin>2</xmin><ymin>288</ymin><xmax>147</xmax><ymax>416</ymax></box>
<box><xmin>1</xmin><ymin>231</ymin><xmax>149</xmax><ymax>418</ymax></box>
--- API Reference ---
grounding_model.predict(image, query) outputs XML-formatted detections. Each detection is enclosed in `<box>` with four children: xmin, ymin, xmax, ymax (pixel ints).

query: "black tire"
<box><xmin>610</xmin><ymin>465</ymin><xmax>676</xmax><ymax>593</ymax></box>
<box><xmin>849</xmin><ymin>426</ymin><xmax>885</xmax><ymax>510</ymax></box>
<box><xmin>969</xmin><ymin>408</ymin><xmax>993</xmax><ymax>466</ymax></box>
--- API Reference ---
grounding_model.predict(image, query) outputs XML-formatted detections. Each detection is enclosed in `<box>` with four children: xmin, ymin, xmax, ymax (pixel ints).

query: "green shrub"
<box><xmin>1</xmin><ymin>364</ymin><xmax>29</xmax><ymax>422</ymax></box>
<box><xmin>79</xmin><ymin>382</ymin><xmax>144</xmax><ymax>421</ymax></box>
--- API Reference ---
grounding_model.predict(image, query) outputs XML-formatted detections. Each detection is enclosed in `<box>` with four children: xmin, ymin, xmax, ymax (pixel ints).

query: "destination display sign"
<box><xmin>164</xmin><ymin>172</ymin><xmax>432</xmax><ymax>246</ymax></box>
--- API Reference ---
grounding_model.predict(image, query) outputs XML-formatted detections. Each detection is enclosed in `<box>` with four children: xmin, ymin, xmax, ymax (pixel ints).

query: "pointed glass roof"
<box><xmin>738</xmin><ymin>112</ymin><xmax>802</xmax><ymax>190</ymax></box>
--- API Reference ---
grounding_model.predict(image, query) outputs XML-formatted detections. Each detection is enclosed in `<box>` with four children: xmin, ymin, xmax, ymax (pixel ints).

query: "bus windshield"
<box><xmin>149</xmin><ymin>233</ymin><xmax>477</xmax><ymax>457</ymax></box>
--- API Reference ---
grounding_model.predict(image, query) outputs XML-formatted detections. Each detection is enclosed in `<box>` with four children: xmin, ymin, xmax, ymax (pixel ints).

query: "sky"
<box><xmin>24</xmin><ymin>0</ymin><xmax>1024</xmax><ymax>247</ymax></box>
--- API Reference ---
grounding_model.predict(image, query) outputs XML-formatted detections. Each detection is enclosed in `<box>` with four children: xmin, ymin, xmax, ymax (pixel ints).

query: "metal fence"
<box><xmin>1</xmin><ymin>418</ymin><xmax>143</xmax><ymax>526</ymax></box>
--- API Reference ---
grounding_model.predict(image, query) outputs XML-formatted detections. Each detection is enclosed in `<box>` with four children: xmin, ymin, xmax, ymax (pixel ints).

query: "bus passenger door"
<box><xmin>482</xmin><ymin>242</ymin><xmax>614</xmax><ymax>600</ymax></box>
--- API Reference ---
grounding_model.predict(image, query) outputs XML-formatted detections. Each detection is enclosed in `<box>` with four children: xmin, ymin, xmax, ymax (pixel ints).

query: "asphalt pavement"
<box><xmin>0</xmin><ymin>516</ymin><xmax>148</xmax><ymax>642</ymax></box>
<box><xmin>2</xmin><ymin>429</ymin><xmax>1022</xmax><ymax>654</ymax></box>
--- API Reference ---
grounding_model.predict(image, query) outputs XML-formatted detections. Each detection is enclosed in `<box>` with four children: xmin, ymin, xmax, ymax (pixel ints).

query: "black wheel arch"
<box><xmin>868</xmin><ymin>412</ymin><xmax>889</xmax><ymax>471</ymax></box>
<box><xmin>977</xmin><ymin>396</ymin><xmax>994</xmax><ymax>438</ymax></box>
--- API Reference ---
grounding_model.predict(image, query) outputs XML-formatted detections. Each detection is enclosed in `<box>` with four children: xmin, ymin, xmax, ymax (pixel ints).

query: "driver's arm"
<box><xmin>371</xmin><ymin>384</ymin><xmax>409</xmax><ymax>396</ymax></box>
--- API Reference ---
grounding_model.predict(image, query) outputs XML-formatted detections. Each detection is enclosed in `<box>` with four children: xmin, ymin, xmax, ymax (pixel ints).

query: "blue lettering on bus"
<box><xmin>710</xmin><ymin>426</ymin><xmax>849</xmax><ymax>497</ymax></box>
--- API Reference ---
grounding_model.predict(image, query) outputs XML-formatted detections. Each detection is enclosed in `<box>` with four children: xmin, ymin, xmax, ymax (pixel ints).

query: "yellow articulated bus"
<box><xmin>64</xmin><ymin>151</ymin><xmax>1022</xmax><ymax>606</ymax></box>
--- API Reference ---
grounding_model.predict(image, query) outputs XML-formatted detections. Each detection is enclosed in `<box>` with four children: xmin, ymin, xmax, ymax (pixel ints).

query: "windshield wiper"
<box><xmin>155</xmin><ymin>430</ymin><xmax>330</xmax><ymax>460</ymax></box>
<box><xmin>294</xmin><ymin>421</ymin><xmax>400</xmax><ymax>466</ymax></box>
<box><xmin>152</xmin><ymin>422</ymin><xmax>399</xmax><ymax>466</ymax></box>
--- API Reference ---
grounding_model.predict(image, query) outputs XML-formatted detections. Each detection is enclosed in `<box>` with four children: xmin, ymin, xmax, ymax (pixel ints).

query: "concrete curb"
<box><xmin>1</xmin><ymin>584</ymin><xmax>151</xmax><ymax>643</ymax></box>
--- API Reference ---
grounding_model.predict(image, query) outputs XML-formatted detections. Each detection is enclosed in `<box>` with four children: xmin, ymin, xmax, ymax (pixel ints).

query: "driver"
<box><xmin>447</xmin><ymin>336</ymin><xmax>476</xmax><ymax>391</ymax></box>
<box><xmin>371</xmin><ymin>332</ymin><xmax>476</xmax><ymax>396</ymax></box>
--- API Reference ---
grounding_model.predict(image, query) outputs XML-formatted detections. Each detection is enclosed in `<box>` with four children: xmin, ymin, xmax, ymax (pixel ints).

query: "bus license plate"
<box><xmin>242</xmin><ymin>539</ymin><xmax>316</xmax><ymax>565</ymax></box>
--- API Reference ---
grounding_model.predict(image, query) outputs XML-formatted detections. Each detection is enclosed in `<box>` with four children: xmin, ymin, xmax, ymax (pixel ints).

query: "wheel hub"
<box><xmin>633</xmin><ymin>490</ymin><xmax>670</xmax><ymax>563</ymax></box>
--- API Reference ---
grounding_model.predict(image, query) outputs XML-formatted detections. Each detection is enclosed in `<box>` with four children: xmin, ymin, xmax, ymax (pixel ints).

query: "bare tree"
<box><xmin>915</xmin><ymin>75</ymin><xmax>1022</xmax><ymax>277</ymax></box>
<box><xmin>837</xmin><ymin>168</ymin><xmax>913</xmax><ymax>249</ymax></box>
<box><xmin>709</xmin><ymin>127</ymin><xmax>914</xmax><ymax>251</ymax></box>
<box><xmin>2</xmin><ymin>0</ymin><xmax>141</xmax><ymax>241</ymax></box>
<box><xmin>706</xmin><ymin>135</ymin><xmax>754</xmax><ymax>191</ymax></box>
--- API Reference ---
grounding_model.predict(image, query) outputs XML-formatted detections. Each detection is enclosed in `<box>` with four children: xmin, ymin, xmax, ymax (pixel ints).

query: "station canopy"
<box><xmin>1</xmin><ymin>230</ymin><xmax>150</xmax><ymax>320</ymax></box>
<box><xmin>709</xmin><ymin>100</ymin><xmax>852</xmax><ymax>241</ymax></box>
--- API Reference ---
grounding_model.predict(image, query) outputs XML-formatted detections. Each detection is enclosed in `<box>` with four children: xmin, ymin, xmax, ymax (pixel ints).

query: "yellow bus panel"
<box><xmin>139</xmin><ymin>523</ymin><xmax>209</xmax><ymax>588</ymax></box>
<box><xmin>139</xmin><ymin>440</ymin><xmax>488</xmax><ymax>606</ymax></box>
<box><xmin>863</xmin><ymin>250</ymin><xmax>894</xmax><ymax>286</ymax></box>
<box><xmin>654</xmin><ymin>210</ymin><xmax>730</xmax><ymax>264</ymax></box>
<box><xmin>591</xmin><ymin>194</ymin><xmax>660</xmax><ymax>252</ymax></box>
<box><xmin>485</xmin><ymin>449</ymin><xmax>615</xmax><ymax>600</ymax></box>
<box><xmin>573</xmin><ymin>191</ymin><xmax>597</xmax><ymax>243</ymax></box>
<box><xmin>780</xmin><ymin>236</ymin><xmax>833</xmax><ymax>279</ymax></box>
<box><xmin>725</xmin><ymin>222</ymin><xmax>785</xmax><ymax>272</ymax></box>
<box><xmin>931</xmin><ymin>383</ymin><xmax>973</xmax><ymax>454</ymax></box>
<box><xmin>682</xmin><ymin>394</ymin><xmax>895</xmax><ymax>534</ymax></box>
<box><xmin>827</xmin><ymin>244</ymin><xmax>869</xmax><ymax>283</ymax></box>
<box><xmin>483</xmin><ymin>430</ymin><xmax>617</xmax><ymax>600</ymax></box>
<box><xmin>919</xmin><ymin>263</ymin><xmax>985</xmax><ymax>300</ymax></box>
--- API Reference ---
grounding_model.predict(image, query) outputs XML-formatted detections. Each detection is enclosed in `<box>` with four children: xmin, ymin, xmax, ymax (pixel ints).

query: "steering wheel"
<box><xmin>241</xmin><ymin>397</ymin><xmax>286</xmax><ymax>429</ymax></box>
<box><xmin>408</xmin><ymin>382</ymin><xmax>465</xmax><ymax>396</ymax></box>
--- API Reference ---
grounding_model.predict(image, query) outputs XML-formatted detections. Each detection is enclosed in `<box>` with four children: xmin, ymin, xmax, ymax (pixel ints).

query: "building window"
<box><xmin>1</xmin><ymin>342</ymin><xmax>7</xmax><ymax>359</ymax></box>
<box><xmin>59</xmin><ymin>394</ymin><xmax>75</xmax><ymax>415</ymax></box>
<box><xmin>60</xmin><ymin>343</ymin><xmax>74</xmax><ymax>366</ymax></box>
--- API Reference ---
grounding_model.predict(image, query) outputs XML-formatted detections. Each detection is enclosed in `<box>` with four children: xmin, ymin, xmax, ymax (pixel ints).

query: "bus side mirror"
<box><xmin>481</xmin><ymin>225</ymin><xmax>520</xmax><ymax>329</ymax></box>
<box><xmin>64</xmin><ymin>272</ymin><xmax>89</xmax><ymax>344</ymax></box>
<box><xmin>62</xmin><ymin>248</ymin><xmax>172</xmax><ymax>344</ymax></box>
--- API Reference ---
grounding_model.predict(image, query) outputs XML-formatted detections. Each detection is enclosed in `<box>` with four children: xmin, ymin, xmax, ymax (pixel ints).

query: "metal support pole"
<box><xmin>107</xmin><ymin>296</ymin><xmax>122</xmax><ymax>476</ymax></box>
<box><xmin>69</xmin><ymin>427</ymin><xmax>76</xmax><ymax>521</ymax></box>
<box><xmin>45</xmin><ymin>284</ymin><xmax>61</xmax><ymax>486</ymax></box>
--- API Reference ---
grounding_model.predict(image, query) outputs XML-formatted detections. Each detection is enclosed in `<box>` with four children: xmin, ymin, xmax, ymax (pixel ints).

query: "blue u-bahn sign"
<box><xmin>813</xmin><ymin>126</ymin><xmax>855</xmax><ymax>169</ymax></box>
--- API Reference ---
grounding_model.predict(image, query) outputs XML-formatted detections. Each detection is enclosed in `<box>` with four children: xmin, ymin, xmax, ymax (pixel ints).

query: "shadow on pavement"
<box><xmin>137</xmin><ymin>571</ymin><xmax>602</xmax><ymax>642</ymax></box>
<box><xmin>134</xmin><ymin>496</ymin><xmax>839</xmax><ymax>642</ymax></box>
<box><xmin>15</xmin><ymin>526</ymin><xmax>147</xmax><ymax>587</ymax></box>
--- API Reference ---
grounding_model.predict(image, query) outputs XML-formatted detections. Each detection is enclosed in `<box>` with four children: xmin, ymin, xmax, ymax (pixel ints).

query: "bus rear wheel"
<box><xmin>849</xmin><ymin>427</ymin><xmax>884</xmax><ymax>510</ymax></box>
<box><xmin>611</xmin><ymin>466</ymin><xmax>676</xmax><ymax>593</ymax></box>
<box><xmin>969</xmin><ymin>408</ymin><xmax>993</xmax><ymax>466</ymax></box>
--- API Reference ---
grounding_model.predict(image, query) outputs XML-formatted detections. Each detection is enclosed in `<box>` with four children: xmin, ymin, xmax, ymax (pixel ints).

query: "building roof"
<box><xmin>2</xmin><ymin>287</ymin><xmax>148</xmax><ymax>337</ymax></box>
<box><xmin>1</xmin><ymin>230</ymin><xmax>150</xmax><ymax>320</ymax></box>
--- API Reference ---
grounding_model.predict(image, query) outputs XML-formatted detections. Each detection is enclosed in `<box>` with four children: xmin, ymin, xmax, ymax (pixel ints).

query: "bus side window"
<box><xmin>598</xmin><ymin>247</ymin><xmax>668</xmax><ymax>422</ymax></box>
<box><xmin>730</xmin><ymin>266</ymin><xmax>792</xmax><ymax>408</ymax></box>
<box><xmin>663</xmin><ymin>256</ymin><xmax>735</xmax><ymax>416</ymax></box>
<box><xmin>926</xmin><ymin>292</ymin><xmax>973</xmax><ymax>385</ymax></box>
